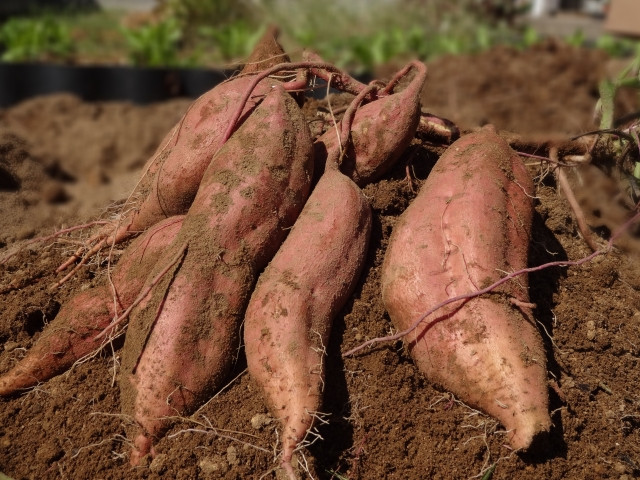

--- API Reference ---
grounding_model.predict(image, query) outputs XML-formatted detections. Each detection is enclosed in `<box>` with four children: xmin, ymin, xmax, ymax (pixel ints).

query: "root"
<box><xmin>335</xmin><ymin>84</ymin><xmax>378</xmax><ymax>165</ymax></box>
<box><xmin>51</xmin><ymin>238</ymin><xmax>109</xmax><ymax>289</ymax></box>
<box><xmin>68</xmin><ymin>242</ymin><xmax>188</xmax><ymax>382</ymax></box>
<box><xmin>431</xmin><ymin>392</ymin><xmax>516</xmax><ymax>480</ymax></box>
<box><xmin>499</xmin><ymin>129</ymin><xmax>593</xmax><ymax>160</ymax></box>
<box><xmin>94</xmin><ymin>242</ymin><xmax>188</xmax><ymax>341</ymax></box>
<box><xmin>279</xmin><ymin>411</ymin><xmax>329</xmax><ymax>480</ymax></box>
<box><xmin>324</xmin><ymin>76</ymin><xmax>343</xmax><ymax>159</ymax></box>
<box><xmin>167</xmin><ymin>414</ymin><xmax>270</xmax><ymax>454</ymax></box>
<box><xmin>405</xmin><ymin>163</ymin><xmax>417</xmax><ymax>193</ymax></box>
<box><xmin>294</xmin><ymin>410</ymin><xmax>330</xmax><ymax>452</ymax></box>
<box><xmin>71</xmin><ymin>433</ymin><xmax>132</xmax><ymax>460</ymax></box>
<box><xmin>292</xmin><ymin>451</ymin><xmax>316</xmax><ymax>480</ymax></box>
<box><xmin>379</xmin><ymin>62</ymin><xmax>415</xmax><ymax>95</ymax></box>
<box><xmin>223</xmin><ymin>61</ymin><xmax>378</xmax><ymax>145</ymax></box>
<box><xmin>551</xmin><ymin>148</ymin><xmax>601</xmax><ymax>252</ymax></box>
<box><xmin>195</xmin><ymin>368</ymin><xmax>248</xmax><ymax>414</ymax></box>
<box><xmin>0</xmin><ymin>220</ymin><xmax>110</xmax><ymax>266</ymax></box>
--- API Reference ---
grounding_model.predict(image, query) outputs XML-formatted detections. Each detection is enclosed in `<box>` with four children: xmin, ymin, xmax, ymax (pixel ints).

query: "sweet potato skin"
<box><xmin>78</xmin><ymin>31</ymin><xmax>293</xmax><ymax>253</ymax></box>
<box><xmin>244</xmin><ymin>166</ymin><xmax>371</xmax><ymax>476</ymax></box>
<box><xmin>0</xmin><ymin>216</ymin><xmax>184</xmax><ymax>397</ymax></box>
<box><xmin>381</xmin><ymin>125</ymin><xmax>550</xmax><ymax>450</ymax></box>
<box><xmin>314</xmin><ymin>62</ymin><xmax>426</xmax><ymax>186</ymax></box>
<box><xmin>112</xmin><ymin>76</ymin><xmax>276</xmax><ymax>241</ymax></box>
<box><xmin>120</xmin><ymin>84</ymin><xmax>314</xmax><ymax>464</ymax></box>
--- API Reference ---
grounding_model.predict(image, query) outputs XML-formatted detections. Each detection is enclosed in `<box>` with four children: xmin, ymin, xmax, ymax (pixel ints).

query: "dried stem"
<box><xmin>223</xmin><ymin>61</ymin><xmax>377</xmax><ymax>144</ymax></box>
<box><xmin>551</xmin><ymin>147</ymin><xmax>601</xmax><ymax>252</ymax></box>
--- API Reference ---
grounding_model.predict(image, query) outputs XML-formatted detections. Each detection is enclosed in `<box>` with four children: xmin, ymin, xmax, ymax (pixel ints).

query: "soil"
<box><xmin>1</xmin><ymin>41</ymin><xmax>640</xmax><ymax>480</ymax></box>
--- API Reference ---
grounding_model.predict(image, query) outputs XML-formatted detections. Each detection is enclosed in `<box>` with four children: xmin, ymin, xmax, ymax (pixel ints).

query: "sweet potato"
<box><xmin>88</xmin><ymin>75</ymin><xmax>278</xmax><ymax>248</ymax></box>
<box><xmin>241</xmin><ymin>25</ymin><xmax>291</xmax><ymax>74</ymax></box>
<box><xmin>61</xmin><ymin>30</ymin><xmax>292</xmax><ymax>266</ymax></box>
<box><xmin>313</xmin><ymin>61</ymin><xmax>426</xmax><ymax>185</ymax></box>
<box><xmin>120</xmin><ymin>84</ymin><xmax>314</xmax><ymax>465</ymax></box>
<box><xmin>0</xmin><ymin>216</ymin><xmax>184</xmax><ymax>396</ymax></box>
<box><xmin>244</xmin><ymin>163</ymin><xmax>372</xmax><ymax>478</ymax></box>
<box><xmin>381</xmin><ymin>125</ymin><xmax>550</xmax><ymax>450</ymax></box>
<box><xmin>110</xmin><ymin>27</ymin><xmax>296</xmax><ymax>241</ymax></box>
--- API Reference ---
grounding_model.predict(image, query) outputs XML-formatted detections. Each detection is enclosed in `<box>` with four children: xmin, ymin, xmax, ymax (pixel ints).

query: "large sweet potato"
<box><xmin>120</xmin><ymin>84</ymin><xmax>314</xmax><ymax>464</ymax></box>
<box><xmin>67</xmin><ymin>30</ymin><xmax>292</xmax><ymax>260</ymax></box>
<box><xmin>313</xmin><ymin>61</ymin><xmax>426</xmax><ymax>186</ymax></box>
<box><xmin>0</xmin><ymin>216</ymin><xmax>184</xmax><ymax>396</ymax></box>
<box><xmin>92</xmin><ymin>75</ymin><xmax>277</xmax><ymax>247</ymax></box>
<box><xmin>381</xmin><ymin>125</ymin><xmax>550</xmax><ymax>450</ymax></box>
<box><xmin>244</xmin><ymin>164</ymin><xmax>372</xmax><ymax>478</ymax></box>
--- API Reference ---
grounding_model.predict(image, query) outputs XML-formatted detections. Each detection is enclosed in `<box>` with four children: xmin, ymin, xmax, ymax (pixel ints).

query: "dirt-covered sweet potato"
<box><xmin>244</xmin><ymin>164</ymin><xmax>372</xmax><ymax>478</ymax></box>
<box><xmin>0</xmin><ymin>216</ymin><xmax>184</xmax><ymax>396</ymax></box>
<box><xmin>381</xmin><ymin>125</ymin><xmax>551</xmax><ymax>450</ymax></box>
<box><xmin>59</xmin><ymin>29</ymin><xmax>293</xmax><ymax>268</ymax></box>
<box><xmin>120</xmin><ymin>84</ymin><xmax>314</xmax><ymax>465</ymax></box>
<box><xmin>313</xmin><ymin>61</ymin><xmax>427</xmax><ymax>186</ymax></box>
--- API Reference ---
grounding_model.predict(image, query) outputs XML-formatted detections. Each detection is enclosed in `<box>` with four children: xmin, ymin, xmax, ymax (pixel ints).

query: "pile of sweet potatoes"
<box><xmin>0</xmin><ymin>30</ymin><xmax>556</xmax><ymax>478</ymax></box>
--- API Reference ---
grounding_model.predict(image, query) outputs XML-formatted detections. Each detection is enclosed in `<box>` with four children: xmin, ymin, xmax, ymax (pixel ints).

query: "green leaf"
<box><xmin>121</xmin><ymin>18</ymin><xmax>183</xmax><ymax>67</ymax></box>
<box><xmin>481</xmin><ymin>463</ymin><xmax>496</xmax><ymax>480</ymax></box>
<box><xmin>199</xmin><ymin>21</ymin><xmax>264</xmax><ymax>62</ymax></box>
<box><xmin>0</xmin><ymin>16</ymin><xmax>73</xmax><ymax>62</ymax></box>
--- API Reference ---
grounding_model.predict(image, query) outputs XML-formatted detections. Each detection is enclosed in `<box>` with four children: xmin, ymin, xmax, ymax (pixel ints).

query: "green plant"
<box><xmin>564</xmin><ymin>29</ymin><xmax>586</xmax><ymax>48</ymax></box>
<box><xmin>519</xmin><ymin>25</ymin><xmax>541</xmax><ymax>49</ymax></box>
<box><xmin>595</xmin><ymin>52</ymin><xmax>640</xmax><ymax>200</ymax></box>
<box><xmin>159</xmin><ymin>0</ymin><xmax>252</xmax><ymax>32</ymax></box>
<box><xmin>334</xmin><ymin>27</ymin><xmax>423</xmax><ymax>72</ymax></box>
<box><xmin>0</xmin><ymin>16</ymin><xmax>73</xmax><ymax>62</ymax></box>
<box><xmin>597</xmin><ymin>53</ymin><xmax>640</xmax><ymax>130</ymax></box>
<box><xmin>265</xmin><ymin>0</ymin><xmax>522</xmax><ymax>71</ymax></box>
<box><xmin>481</xmin><ymin>463</ymin><xmax>496</xmax><ymax>480</ymax></box>
<box><xmin>596</xmin><ymin>34</ymin><xmax>640</xmax><ymax>58</ymax></box>
<box><xmin>198</xmin><ymin>21</ymin><xmax>264</xmax><ymax>62</ymax></box>
<box><xmin>120</xmin><ymin>18</ymin><xmax>184</xmax><ymax>67</ymax></box>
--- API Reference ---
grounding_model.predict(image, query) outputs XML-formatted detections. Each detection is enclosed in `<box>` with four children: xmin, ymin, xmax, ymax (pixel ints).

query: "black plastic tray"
<box><xmin>0</xmin><ymin>62</ymin><xmax>235</xmax><ymax>107</ymax></box>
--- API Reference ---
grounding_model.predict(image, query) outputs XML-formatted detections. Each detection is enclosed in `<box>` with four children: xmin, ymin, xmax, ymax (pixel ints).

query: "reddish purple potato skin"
<box><xmin>244</xmin><ymin>166</ymin><xmax>372</xmax><ymax>478</ymax></box>
<box><xmin>103</xmin><ymin>76</ymin><xmax>278</xmax><ymax>247</ymax></box>
<box><xmin>0</xmin><ymin>216</ymin><xmax>184</xmax><ymax>397</ymax></box>
<box><xmin>314</xmin><ymin>62</ymin><xmax>426</xmax><ymax>186</ymax></box>
<box><xmin>381</xmin><ymin>125</ymin><xmax>551</xmax><ymax>450</ymax></box>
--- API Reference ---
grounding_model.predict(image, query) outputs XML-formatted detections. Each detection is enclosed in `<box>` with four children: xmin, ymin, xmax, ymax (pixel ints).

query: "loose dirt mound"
<box><xmin>1</xmin><ymin>43</ymin><xmax>639</xmax><ymax>480</ymax></box>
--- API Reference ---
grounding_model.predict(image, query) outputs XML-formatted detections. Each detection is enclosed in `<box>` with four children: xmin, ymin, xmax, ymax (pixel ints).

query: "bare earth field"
<box><xmin>1</xmin><ymin>41</ymin><xmax>640</xmax><ymax>479</ymax></box>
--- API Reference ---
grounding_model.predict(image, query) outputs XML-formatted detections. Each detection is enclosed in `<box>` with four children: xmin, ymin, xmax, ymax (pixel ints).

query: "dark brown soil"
<box><xmin>1</xmin><ymin>42</ymin><xmax>640</xmax><ymax>480</ymax></box>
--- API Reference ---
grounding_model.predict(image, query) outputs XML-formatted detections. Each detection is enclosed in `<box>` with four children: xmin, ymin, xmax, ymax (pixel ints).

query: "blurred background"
<box><xmin>0</xmin><ymin>0</ymin><xmax>636</xmax><ymax>72</ymax></box>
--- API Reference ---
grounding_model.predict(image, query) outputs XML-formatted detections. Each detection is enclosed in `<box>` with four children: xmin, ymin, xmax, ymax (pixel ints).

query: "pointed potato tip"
<box><xmin>129</xmin><ymin>434</ymin><xmax>154</xmax><ymax>466</ymax></box>
<box><xmin>508</xmin><ymin>414</ymin><xmax>552</xmax><ymax>451</ymax></box>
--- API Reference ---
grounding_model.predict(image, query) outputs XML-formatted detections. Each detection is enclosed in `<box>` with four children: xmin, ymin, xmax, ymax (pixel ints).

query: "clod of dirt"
<box><xmin>250</xmin><ymin>412</ymin><xmax>273</xmax><ymax>430</ymax></box>
<box><xmin>42</xmin><ymin>181</ymin><xmax>70</xmax><ymax>204</ymax></box>
<box><xmin>149</xmin><ymin>453</ymin><xmax>168</xmax><ymax>474</ymax></box>
<box><xmin>199</xmin><ymin>456</ymin><xmax>229</xmax><ymax>475</ymax></box>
